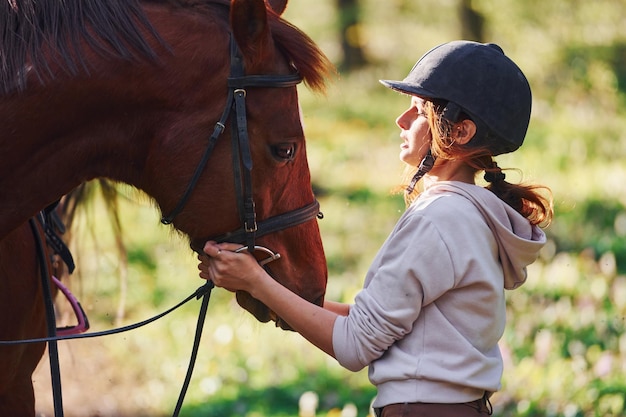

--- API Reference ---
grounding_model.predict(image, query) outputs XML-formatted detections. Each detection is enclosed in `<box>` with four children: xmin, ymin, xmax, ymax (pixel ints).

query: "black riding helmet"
<box><xmin>380</xmin><ymin>40</ymin><xmax>532</xmax><ymax>156</ymax></box>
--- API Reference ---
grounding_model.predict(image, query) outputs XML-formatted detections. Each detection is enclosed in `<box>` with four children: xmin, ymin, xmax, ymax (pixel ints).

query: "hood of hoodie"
<box><xmin>425</xmin><ymin>181</ymin><xmax>546</xmax><ymax>289</ymax></box>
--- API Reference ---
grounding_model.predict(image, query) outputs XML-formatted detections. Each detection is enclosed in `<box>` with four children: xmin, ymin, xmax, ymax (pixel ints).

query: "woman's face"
<box><xmin>395</xmin><ymin>96</ymin><xmax>432</xmax><ymax>167</ymax></box>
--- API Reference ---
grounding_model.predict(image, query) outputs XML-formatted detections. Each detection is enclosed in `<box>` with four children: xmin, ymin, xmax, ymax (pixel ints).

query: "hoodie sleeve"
<box><xmin>332</xmin><ymin>210</ymin><xmax>456</xmax><ymax>371</ymax></box>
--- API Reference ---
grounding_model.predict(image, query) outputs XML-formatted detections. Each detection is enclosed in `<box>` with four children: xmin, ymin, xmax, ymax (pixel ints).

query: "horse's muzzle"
<box><xmin>235</xmin><ymin>291</ymin><xmax>324</xmax><ymax>331</ymax></box>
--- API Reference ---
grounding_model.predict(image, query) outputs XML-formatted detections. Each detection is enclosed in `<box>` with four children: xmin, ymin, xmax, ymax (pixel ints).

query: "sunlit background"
<box><xmin>34</xmin><ymin>0</ymin><xmax>626</xmax><ymax>416</ymax></box>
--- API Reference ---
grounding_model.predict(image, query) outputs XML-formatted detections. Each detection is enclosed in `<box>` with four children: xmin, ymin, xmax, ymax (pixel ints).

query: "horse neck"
<box><xmin>0</xmin><ymin>5</ymin><xmax>230</xmax><ymax>239</ymax></box>
<box><xmin>0</xmin><ymin>89</ymin><xmax>151</xmax><ymax>237</ymax></box>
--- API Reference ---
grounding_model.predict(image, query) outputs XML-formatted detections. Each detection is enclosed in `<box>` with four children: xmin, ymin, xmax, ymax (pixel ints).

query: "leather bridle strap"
<box><xmin>161</xmin><ymin>37</ymin><xmax>304</xmax><ymax>253</ymax></box>
<box><xmin>190</xmin><ymin>199</ymin><xmax>321</xmax><ymax>253</ymax></box>
<box><xmin>29</xmin><ymin>215</ymin><xmax>65</xmax><ymax>417</ymax></box>
<box><xmin>227</xmin><ymin>74</ymin><xmax>302</xmax><ymax>88</ymax></box>
<box><xmin>231</xmin><ymin>86</ymin><xmax>256</xmax><ymax>251</ymax></box>
<box><xmin>160</xmin><ymin>89</ymin><xmax>232</xmax><ymax>225</ymax></box>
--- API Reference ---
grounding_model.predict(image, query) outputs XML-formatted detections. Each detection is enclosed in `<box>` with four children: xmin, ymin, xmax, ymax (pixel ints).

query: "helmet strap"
<box><xmin>406</xmin><ymin>149</ymin><xmax>436</xmax><ymax>194</ymax></box>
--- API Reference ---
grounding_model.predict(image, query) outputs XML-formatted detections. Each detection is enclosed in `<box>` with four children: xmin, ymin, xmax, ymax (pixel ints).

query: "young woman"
<box><xmin>198</xmin><ymin>40</ymin><xmax>553</xmax><ymax>417</ymax></box>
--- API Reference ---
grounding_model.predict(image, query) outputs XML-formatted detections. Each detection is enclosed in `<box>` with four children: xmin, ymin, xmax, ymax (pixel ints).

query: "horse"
<box><xmin>0</xmin><ymin>0</ymin><xmax>333</xmax><ymax>415</ymax></box>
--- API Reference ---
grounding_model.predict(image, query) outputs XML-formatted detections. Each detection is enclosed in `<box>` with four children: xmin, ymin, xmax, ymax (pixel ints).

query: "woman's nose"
<box><xmin>396</xmin><ymin>109</ymin><xmax>410</xmax><ymax>130</ymax></box>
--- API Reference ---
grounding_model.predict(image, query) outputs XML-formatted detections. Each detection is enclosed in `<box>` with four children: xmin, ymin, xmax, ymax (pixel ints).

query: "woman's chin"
<box><xmin>399</xmin><ymin>152</ymin><xmax>418</xmax><ymax>166</ymax></box>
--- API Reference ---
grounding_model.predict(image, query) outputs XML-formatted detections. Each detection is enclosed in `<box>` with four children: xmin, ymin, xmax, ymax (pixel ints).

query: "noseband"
<box><xmin>161</xmin><ymin>37</ymin><xmax>321</xmax><ymax>256</ymax></box>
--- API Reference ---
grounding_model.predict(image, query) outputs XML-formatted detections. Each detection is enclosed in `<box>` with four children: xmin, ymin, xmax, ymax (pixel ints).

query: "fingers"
<box><xmin>203</xmin><ymin>241</ymin><xmax>221</xmax><ymax>258</ymax></box>
<box><xmin>198</xmin><ymin>241</ymin><xmax>245</xmax><ymax>287</ymax></box>
<box><xmin>198</xmin><ymin>241</ymin><xmax>265</xmax><ymax>293</ymax></box>
<box><xmin>203</xmin><ymin>241</ymin><xmax>246</xmax><ymax>257</ymax></box>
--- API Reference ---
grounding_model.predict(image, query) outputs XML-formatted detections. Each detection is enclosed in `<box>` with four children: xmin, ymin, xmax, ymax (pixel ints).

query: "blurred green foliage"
<box><xmin>39</xmin><ymin>0</ymin><xmax>626</xmax><ymax>416</ymax></box>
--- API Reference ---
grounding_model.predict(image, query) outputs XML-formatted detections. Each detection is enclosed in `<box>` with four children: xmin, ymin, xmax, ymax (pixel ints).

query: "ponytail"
<box><xmin>482</xmin><ymin>159</ymin><xmax>553</xmax><ymax>227</ymax></box>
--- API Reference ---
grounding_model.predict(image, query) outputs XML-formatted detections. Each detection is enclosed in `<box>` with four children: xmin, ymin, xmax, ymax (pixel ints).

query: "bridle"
<box><xmin>2</xmin><ymin>35</ymin><xmax>323</xmax><ymax>417</ymax></box>
<box><xmin>161</xmin><ymin>36</ymin><xmax>322</xmax><ymax>261</ymax></box>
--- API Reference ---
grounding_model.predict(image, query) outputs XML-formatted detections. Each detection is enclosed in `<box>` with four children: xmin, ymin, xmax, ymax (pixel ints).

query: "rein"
<box><xmin>15</xmin><ymin>214</ymin><xmax>214</xmax><ymax>417</ymax></box>
<box><xmin>29</xmin><ymin>215</ymin><xmax>65</xmax><ymax>417</ymax></box>
<box><xmin>3</xmin><ymin>34</ymin><xmax>322</xmax><ymax>417</ymax></box>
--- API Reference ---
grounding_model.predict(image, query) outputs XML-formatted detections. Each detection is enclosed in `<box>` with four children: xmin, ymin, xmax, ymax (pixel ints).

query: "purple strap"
<box><xmin>52</xmin><ymin>276</ymin><xmax>90</xmax><ymax>336</ymax></box>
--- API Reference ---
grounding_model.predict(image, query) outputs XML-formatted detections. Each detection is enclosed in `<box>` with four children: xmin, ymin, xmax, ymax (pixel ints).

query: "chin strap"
<box><xmin>406</xmin><ymin>150</ymin><xmax>436</xmax><ymax>194</ymax></box>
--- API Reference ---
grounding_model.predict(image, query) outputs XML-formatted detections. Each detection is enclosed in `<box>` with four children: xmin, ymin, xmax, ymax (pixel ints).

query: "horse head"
<box><xmin>0</xmin><ymin>0</ymin><xmax>333</xmax><ymax>330</ymax></box>
<box><xmin>139</xmin><ymin>0</ymin><xmax>332</xmax><ymax>329</ymax></box>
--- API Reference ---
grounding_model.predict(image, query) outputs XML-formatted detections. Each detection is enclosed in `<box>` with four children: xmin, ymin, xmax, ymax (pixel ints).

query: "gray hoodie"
<box><xmin>332</xmin><ymin>181</ymin><xmax>546</xmax><ymax>407</ymax></box>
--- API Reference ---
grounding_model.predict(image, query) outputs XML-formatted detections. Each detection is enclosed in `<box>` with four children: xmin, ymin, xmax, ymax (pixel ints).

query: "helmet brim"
<box><xmin>379</xmin><ymin>79</ymin><xmax>439</xmax><ymax>99</ymax></box>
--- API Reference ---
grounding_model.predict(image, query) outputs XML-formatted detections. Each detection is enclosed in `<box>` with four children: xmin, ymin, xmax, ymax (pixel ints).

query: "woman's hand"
<box><xmin>198</xmin><ymin>241</ymin><xmax>267</xmax><ymax>295</ymax></box>
<box><xmin>198</xmin><ymin>242</ymin><xmax>338</xmax><ymax>358</ymax></box>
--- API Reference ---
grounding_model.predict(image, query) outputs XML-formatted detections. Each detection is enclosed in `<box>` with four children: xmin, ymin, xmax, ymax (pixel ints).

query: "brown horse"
<box><xmin>0</xmin><ymin>0</ymin><xmax>332</xmax><ymax>415</ymax></box>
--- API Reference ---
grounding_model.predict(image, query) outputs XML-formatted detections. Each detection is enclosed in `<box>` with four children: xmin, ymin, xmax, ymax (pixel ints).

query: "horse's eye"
<box><xmin>272</xmin><ymin>143</ymin><xmax>296</xmax><ymax>161</ymax></box>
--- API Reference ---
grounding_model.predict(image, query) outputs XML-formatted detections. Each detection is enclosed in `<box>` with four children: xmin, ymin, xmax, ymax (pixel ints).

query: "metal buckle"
<box><xmin>244</xmin><ymin>220</ymin><xmax>258</xmax><ymax>233</ymax></box>
<box><xmin>235</xmin><ymin>245</ymin><xmax>281</xmax><ymax>266</ymax></box>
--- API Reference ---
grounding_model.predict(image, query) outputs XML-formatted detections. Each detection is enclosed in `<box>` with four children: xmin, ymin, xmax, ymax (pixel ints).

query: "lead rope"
<box><xmin>25</xmin><ymin>213</ymin><xmax>215</xmax><ymax>417</ymax></box>
<box><xmin>172</xmin><ymin>280</ymin><xmax>214</xmax><ymax>416</ymax></box>
<box><xmin>0</xmin><ymin>282</ymin><xmax>214</xmax><ymax>346</ymax></box>
<box><xmin>29</xmin><ymin>216</ymin><xmax>65</xmax><ymax>417</ymax></box>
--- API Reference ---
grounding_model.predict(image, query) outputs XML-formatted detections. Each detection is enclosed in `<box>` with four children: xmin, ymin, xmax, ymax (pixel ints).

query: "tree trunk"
<box><xmin>459</xmin><ymin>0</ymin><xmax>485</xmax><ymax>42</ymax></box>
<box><xmin>336</xmin><ymin>0</ymin><xmax>367</xmax><ymax>71</ymax></box>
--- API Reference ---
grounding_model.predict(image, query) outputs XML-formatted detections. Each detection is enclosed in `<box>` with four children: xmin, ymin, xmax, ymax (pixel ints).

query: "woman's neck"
<box><xmin>423</xmin><ymin>159</ymin><xmax>475</xmax><ymax>188</ymax></box>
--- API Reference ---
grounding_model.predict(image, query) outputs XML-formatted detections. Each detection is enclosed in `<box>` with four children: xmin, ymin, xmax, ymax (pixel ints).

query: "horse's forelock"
<box><xmin>269</xmin><ymin>15</ymin><xmax>335</xmax><ymax>94</ymax></box>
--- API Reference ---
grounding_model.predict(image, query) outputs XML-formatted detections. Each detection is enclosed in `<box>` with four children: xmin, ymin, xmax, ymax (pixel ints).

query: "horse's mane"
<box><xmin>1</xmin><ymin>0</ymin><xmax>334</xmax><ymax>95</ymax></box>
<box><xmin>1</xmin><ymin>0</ymin><xmax>163</xmax><ymax>95</ymax></box>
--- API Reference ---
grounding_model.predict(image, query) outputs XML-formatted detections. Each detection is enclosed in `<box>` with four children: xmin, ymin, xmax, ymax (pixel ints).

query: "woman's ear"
<box><xmin>453</xmin><ymin>119</ymin><xmax>477</xmax><ymax>145</ymax></box>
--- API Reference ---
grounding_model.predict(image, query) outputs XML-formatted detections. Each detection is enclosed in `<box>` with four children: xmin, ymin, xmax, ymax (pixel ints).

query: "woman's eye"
<box><xmin>272</xmin><ymin>143</ymin><xmax>296</xmax><ymax>161</ymax></box>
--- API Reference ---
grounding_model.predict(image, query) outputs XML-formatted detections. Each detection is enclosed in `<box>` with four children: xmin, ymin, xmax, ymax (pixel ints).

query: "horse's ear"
<box><xmin>231</xmin><ymin>0</ymin><xmax>271</xmax><ymax>64</ymax></box>
<box><xmin>266</xmin><ymin>0</ymin><xmax>288</xmax><ymax>15</ymax></box>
